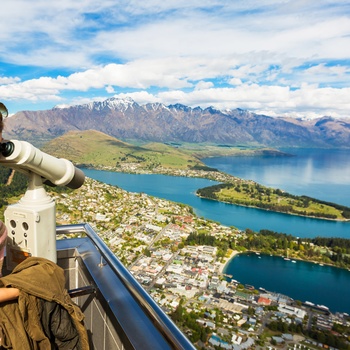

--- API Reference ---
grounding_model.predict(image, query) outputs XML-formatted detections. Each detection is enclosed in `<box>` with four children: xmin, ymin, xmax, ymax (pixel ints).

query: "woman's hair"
<box><xmin>0</xmin><ymin>103</ymin><xmax>7</xmax><ymax>276</ymax></box>
<box><xmin>0</xmin><ymin>102</ymin><xmax>8</xmax><ymax>134</ymax></box>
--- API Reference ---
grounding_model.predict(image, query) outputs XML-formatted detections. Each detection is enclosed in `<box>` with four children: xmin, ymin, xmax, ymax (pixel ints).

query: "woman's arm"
<box><xmin>0</xmin><ymin>288</ymin><xmax>19</xmax><ymax>303</ymax></box>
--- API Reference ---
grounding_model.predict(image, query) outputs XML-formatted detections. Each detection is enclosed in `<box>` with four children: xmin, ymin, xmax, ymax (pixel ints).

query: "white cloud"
<box><xmin>1</xmin><ymin>60</ymin><xmax>349</xmax><ymax>118</ymax></box>
<box><xmin>0</xmin><ymin>76</ymin><xmax>21</xmax><ymax>84</ymax></box>
<box><xmin>0</xmin><ymin>1</ymin><xmax>349</xmax><ymax>118</ymax></box>
<box><xmin>195</xmin><ymin>81</ymin><xmax>214</xmax><ymax>90</ymax></box>
<box><xmin>137</xmin><ymin>84</ymin><xmax>350</xmax><ymax>119</ymax></box>
<box><xmin>105</xmin><ymin>85</ymin><xmax>115</xmax><ymax>93</ymax></box>
<box><xmin>114</xmin><ymin>91</ymin><xmax>160</xmax><ymax>105</ymax></box>
<box><xmin>228</xmin><ymin>78</ymin><xmax>242</xmax><ymax>86</ymax></box>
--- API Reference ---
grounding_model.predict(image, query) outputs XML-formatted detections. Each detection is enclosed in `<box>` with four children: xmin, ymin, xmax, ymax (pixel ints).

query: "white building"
<box><xmin>278</xmin><ymin>304</ymin><xmax>307</xmax><ymax>319</ymax></box>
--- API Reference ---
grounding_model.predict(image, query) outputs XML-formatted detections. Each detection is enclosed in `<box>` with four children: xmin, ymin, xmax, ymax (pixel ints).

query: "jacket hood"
<box><xmin>0</xmin><ymin>257</ymin><xmax>66</xmax><ymax>302</ymax></box>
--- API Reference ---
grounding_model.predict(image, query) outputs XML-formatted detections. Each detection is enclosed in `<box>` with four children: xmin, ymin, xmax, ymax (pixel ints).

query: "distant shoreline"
<box><xmin>220</xmin><ymin>250</ymin><xmax>350</xmax><ymax>277</ymax></box>
<box><xmin>82</xmin><ymin>164</ymin><xmax>350</xmax><ymax>223</ymax></box>
<box><xmin>219</xmin><ymin>250</ymin><xmax>239</xmax><ymax>274</ymax></box>
<box><xmin>196</xmin><ymin>193</ymin><xmax>350</xmax><ymax>222</ymax></box>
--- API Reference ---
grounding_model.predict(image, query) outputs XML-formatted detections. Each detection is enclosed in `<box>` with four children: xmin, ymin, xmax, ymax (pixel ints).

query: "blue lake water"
<box><xmin>203</xmin><ymin>148</ymin><xmax>350</xmax><ymax>207</ymax></box>
<box><xmin>82</xmin><ymin>168</ymin><xmax>350</xmax><ymax>239</ymax></box>
<box><xmin>223</xmin><ymin>253</ymin><xmax>350</xmax><ymax>314</ymax></box>
<box><xmin>81</xmin><ymin>148</ymin><xmax>350</xmax><ymax>313</ymax></box>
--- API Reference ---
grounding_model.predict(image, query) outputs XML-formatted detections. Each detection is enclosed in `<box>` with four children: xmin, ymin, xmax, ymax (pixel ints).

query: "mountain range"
<box><xmin>3</xmin><ymin>97</ymin><xmax>350</xmax><ymax>148</ymax></box>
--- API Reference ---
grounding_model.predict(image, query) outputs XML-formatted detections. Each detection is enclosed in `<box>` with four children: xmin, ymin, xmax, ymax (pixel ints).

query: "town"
<box><xmin>53</xmin><ymin>175</ymin><xmax>350</xmax><ymax>350</ymax></box>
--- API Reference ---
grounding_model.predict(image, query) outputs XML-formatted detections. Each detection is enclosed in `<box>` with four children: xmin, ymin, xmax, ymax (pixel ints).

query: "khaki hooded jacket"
<box><xmin>0</xmin><ymin>257</ymin><xmax>89</xmax><ymax>349</ymax></box>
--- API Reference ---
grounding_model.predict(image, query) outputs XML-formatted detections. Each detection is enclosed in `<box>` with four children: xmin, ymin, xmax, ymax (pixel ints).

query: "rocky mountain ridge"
<box><xmin>3</xmin><ymin>97</ymin><xmax>350</xmax><ymax>148</ymax></box>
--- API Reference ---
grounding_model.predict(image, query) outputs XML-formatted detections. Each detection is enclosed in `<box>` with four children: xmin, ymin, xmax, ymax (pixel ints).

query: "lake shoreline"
<box><xmin>222</xmin><ymin>252</ymin><xmax>350</xmax><ymax>314</ymax></box>
<box><xmin>196</xmin><ymin>193</ymin><xmax>350</xmax><ymax>222</ymax></box>
<box><xmin>219</xmin><ymin>250</ymin><xmax>239</xmax><ymax>274</ymax></box>
<box><xmin>82</xmin><ymin>167</ymin><xmax>350</xmax><ymax>238</ymax></box>
<box><xmin>84</xmin><ymin>164</ymin><xmax>350</xmax><ymax>223</ymax></box>
<box><xmin>220</xmin><ymin>250</ymin><xmax>350</xmax><ymax>279</ymax></box>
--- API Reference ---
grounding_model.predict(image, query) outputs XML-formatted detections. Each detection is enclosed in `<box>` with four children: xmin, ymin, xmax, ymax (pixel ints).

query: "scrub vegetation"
<box><xmin>43</xmin><ymin>130</ymin><xmax>209</xmax><ymax>170</ymax></box>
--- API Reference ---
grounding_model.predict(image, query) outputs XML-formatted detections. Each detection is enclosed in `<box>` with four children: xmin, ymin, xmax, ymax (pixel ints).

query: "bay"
<box><xmin>205</xmin><ymin>148</ymin><xmax>350</xmax><ymax>314</ymax></box>
<box><xmin>203</xmin><ymin>148</ymin><xmax>350</xmax><ymax>207</ymax></box>
<box><xmin>82</xmin><ymin>169</ymin><xmax>218</xmax><ymax>206</ymax></box>
<box><xmin>223</xmin><ymin>253</ymin><xmax>350</xmax><ymax>314</ymax></box>
<box><xmin>82</xmin><ymin>168</ymin><xmax>350</xmax><ymax>239</ymax></box>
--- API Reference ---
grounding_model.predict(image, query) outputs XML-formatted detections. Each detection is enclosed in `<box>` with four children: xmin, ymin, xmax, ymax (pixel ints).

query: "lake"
<box><xmin>223</xmin><ymin>253</ymin><xmax>350</xmax><ymax>314</ymax></box>
<box><xmin>81</xmin><ymin>147</ymin><xmax>350</xmax><ymax>314</ymax></box>
<box><xmin>82</xmin><ymin>168</ymin><xmax>350</xmax><ymax>239</ymax></box>
<box><xmin>203</xmin><ymin>148</ymin><xmax>350</xmax><ymax>207</ymax></box>
<box><xmin>206</xmin><ymin>148</ymin><xmax>350</xmax><ymax>314</ymax></box>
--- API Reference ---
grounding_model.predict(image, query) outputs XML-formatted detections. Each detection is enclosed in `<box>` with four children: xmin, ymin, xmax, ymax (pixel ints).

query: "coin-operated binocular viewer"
<box><xmin>0</xmin><ymin>139</ymin><xmax>85</xmax><ymax>270</ymax></box>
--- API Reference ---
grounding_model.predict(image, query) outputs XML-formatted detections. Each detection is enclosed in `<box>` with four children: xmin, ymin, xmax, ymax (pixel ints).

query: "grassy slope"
<box><xmin>42</xmin><ymin>130</ymin><xmax>205</xmax><ymax>170</ymax></box>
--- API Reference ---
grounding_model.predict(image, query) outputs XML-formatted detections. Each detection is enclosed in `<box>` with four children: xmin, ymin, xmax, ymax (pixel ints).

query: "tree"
<box><xmin>170</xmin><ymin>300</ymin><xmax>184</xmax><ymax>323</ymax></box>
<box><xmin>247</xmin><ymin>306</ymin><xmax>255</xmax><ymax>315</ymax></box>
<box><xmin>144</xmin><ymin>248</ymin><xmax>151</xmax><ymax>257</ymax></box>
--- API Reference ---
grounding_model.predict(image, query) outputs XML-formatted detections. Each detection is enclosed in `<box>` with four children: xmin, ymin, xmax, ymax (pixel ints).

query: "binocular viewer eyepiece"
<box><xmin>0</xmin><ymin>140</ymin><xmax>85</xmax><ymax>190</ymax></box>
<box><xmin>0</xmin><ymin>141</ymin><xmax>15</xmax><ymax>157</ymax></box>
<box><xmin>0</xmin><ymin>102</ymin><xmax>85</xmax><ymax>267</ymax></box>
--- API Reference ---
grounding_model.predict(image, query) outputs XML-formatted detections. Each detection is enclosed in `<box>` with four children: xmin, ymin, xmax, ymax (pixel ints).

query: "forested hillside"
<box><xmin>0</xmin><ymin>168</ymin><xmax>28</xmax><ymax>215</ymax></box>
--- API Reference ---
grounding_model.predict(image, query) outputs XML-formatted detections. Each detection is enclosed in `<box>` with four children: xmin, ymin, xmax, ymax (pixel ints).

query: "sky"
<box><xmin>0</xmin><ymin>0</ymin><xmax>349</xmax><ymax>119</ymax></box>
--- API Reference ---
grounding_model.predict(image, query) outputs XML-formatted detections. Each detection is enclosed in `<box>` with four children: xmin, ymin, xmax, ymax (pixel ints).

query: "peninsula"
<box><xmin>196</xmin><ymin>182</ymin><xmax>350</xmax><ymax>221</ymax></box>
<box><xmin>42</xmin><ymin>130</ymin><xmax>350</xmax><ymax>222</ymax></box>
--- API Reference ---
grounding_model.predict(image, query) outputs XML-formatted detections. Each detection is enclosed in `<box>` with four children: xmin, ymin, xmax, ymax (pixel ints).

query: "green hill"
<box><xmin>42</xmin><ymin>130</ymin><xmax>206</xmax><ymax>170</ymax></box>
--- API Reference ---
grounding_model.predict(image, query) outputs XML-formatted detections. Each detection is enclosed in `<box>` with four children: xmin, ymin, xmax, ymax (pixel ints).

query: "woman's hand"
<box><xmin>0</xmin><ymin>288</ymin><xmax>19</xmax><ymax>303</ymax></box>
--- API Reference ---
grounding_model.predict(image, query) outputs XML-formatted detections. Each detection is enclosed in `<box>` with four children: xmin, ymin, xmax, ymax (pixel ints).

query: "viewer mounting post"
<box><xmin>4</xmin><ymin>171</ymin><xmax>56</xmax><ymax>270</ymax></box>
<box><xmin>0</xmin><ymin>137</ymin><xmax>85</xmax><ymax>270</ymax></box>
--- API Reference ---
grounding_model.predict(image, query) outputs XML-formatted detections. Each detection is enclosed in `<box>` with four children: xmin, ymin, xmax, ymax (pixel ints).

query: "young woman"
<box><xmin>0</xmin><ymin>221</ymin><xmax>7</xmax><ymax>278</ymax></box>
<box><xmin>0</xmin><ymin>102</ymin><xmax>19</xmax><ymax>301</ymax></box>
<box><xmin>0</xmin><ymin>103</ymin><xmax>7</xmax><ymax>277</ymax></box>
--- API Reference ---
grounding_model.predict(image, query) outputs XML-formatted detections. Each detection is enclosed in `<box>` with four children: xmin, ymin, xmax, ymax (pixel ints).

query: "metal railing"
<box><xmin>56</xmin><ymin>224</ymin><xmax>195</xmax><ymax>350</ymax></box>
